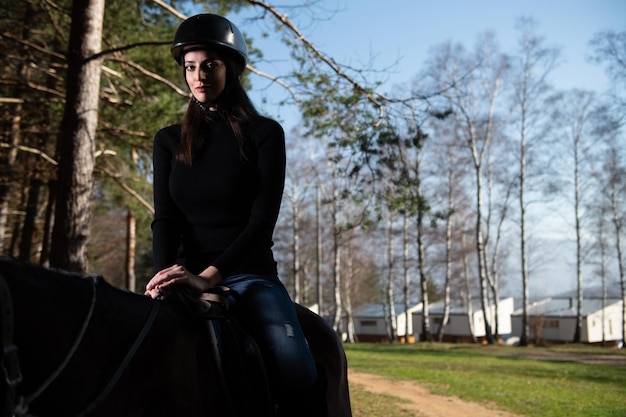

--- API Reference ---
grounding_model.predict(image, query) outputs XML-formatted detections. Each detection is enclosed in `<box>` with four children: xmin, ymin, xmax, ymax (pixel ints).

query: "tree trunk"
<box><xmin>0</xmin><ymin>97</ymin><xmax>23</xmax><ymax>254</ymax></box>
<box><xmin>518</xmin><ymin>56</ymin><xmax>531</xmax><ymax>348</ymax></box>
<box><xmin>345</xmin><ymin>244</ymin><xmax>357</xmax><ymax>343</ymax></box>
<box><xmin>475</xmin><ymin>166</ymin><xmax>494</xmax><ymax>344</ymax></box>
<box><xmin>403</xmin><ymin>212</ymin><xmax>411</xmax><ymax>343</ymax></box>
<box><xmin>597</xmin><ymin>211</ymin><xmax>607</xmax><ymax>346</ymax></box>
<box><xmin>49</xmin><ymin>0</ymin><xmax>105</xmax><ymax>273</ymax></box>
<box><xmin>417</xmin><ymin>175</ymin><xmax>431</xmax><ymax>342</ymax></box>
<box><xmin>437</xmin><ymin>154</ymin><xmax>454</xmax><ymax>342</ymax></box>
<box><xmin>483</xmin><ymin>149</ymin><xmax>511</xmax><ymax>342</ymax></box>
<box><xmin>7</xmin><ymin>190</ymin><xmax>26</xmax><ymax>257</ymax></box>
<box><xmin>18</xmin><ymin>177</ymin><xmax>43</xmax><ymax>262</ymax></box>
<box><xmin>520</xmin><ymin>138</ymin><xmax>530</xmax><ymax>346</ymax></box>
<box><xmin>39</xmin><ymin>180</ymin><xmax>56</xmax><ymax>267</ymax></box>
<box><xmin>125</xmin><ymin>149</ymin><xmax>138</xmax><ymax>291</ymax></box>
<box><xmin>316</xmin><ymin>185</ymin><xmax>323</xmax><ymax>314</ymax></box>
<box><xmin>0</xmin><ymin>1</ymin><xmax>33</xmax><ymax>254</ymax></box>
<box><xmin>331</xmin><ymin>168</ymin><xmax>343</xmax><ymax>333</ymax></box>
<box><xmin>611</xmin><ymin>183</ymin><xmax>626</xmax><ymax>346</ymax></box>
<box><xmin>291</xmin><ymin>182</ymin><xmax>301</xmax><ymax>303</ymax></box>
<box><xmin>462</xmin><ymin>233</ymin><xmax>478</xmax><ymax>343</ymax></box>
<box><xmin>125</xmin><ymin>208</ymin><xmax>136</xmax><ymax>292</ymax></box>
<box><xmin>573</xmin><ymin>126</ymin><xmax>583</xmax><ymax>343</ymax></box>
<box><xmin>332</xmin><ymin>237</ymin><xmax>342</xmax><ymax>332</ymax></box>
<box><xmin>512</xmin><ymin>19</ymin><xmax>560</xmax><ymax>346</ymax></box>
<box><xmin>386</xmin><ymin>212</ymin><xmax>397</xmax><ymax>341</ymax></box>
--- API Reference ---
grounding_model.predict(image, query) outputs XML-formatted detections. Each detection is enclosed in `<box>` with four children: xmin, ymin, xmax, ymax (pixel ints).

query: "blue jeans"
<box><xmin>220</xmin><ymin>274</ymin><xmax>318</xmax><ymax>394</ymax></box>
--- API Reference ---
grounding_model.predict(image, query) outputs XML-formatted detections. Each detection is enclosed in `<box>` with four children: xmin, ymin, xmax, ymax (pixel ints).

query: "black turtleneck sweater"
<box><xmin>151</xmin><ymin>117</ymin><xmax>286</xmax><ymax>277</ymax></box>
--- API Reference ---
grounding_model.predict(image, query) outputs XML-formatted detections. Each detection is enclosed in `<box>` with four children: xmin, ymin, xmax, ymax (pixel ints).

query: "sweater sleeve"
<box><xmin>210</xmin><ymin>119</ymin><xmax>286</xmax><ymax>276</ymax></box>
<box><xmin>151</xmin><ymin>126</ymin><xmax>182</xmax><ymax>273</ymax></box>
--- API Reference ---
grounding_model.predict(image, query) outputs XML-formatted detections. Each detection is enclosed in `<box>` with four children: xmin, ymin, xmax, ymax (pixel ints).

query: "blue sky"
<box><xmin>226</xmin><ymin>1</ymin><xmax>624</xmax><ymax>297</ymax></box>
<box><xmin>232</xmin><ymin>0</ymin><xmax>625</xmax><ymax>128</ymax></box>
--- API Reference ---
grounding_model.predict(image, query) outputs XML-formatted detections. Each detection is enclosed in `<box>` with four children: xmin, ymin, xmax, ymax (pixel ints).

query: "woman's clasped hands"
<box><xmin>145</xmin><ymin>264</ymin><xmax>222</xmax><ymax>298</ymax></box>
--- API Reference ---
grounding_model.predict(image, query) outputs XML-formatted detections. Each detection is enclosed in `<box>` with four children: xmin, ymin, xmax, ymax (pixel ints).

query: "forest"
<box><xmin>0</xmin><ymin>0</ymin><xmax>624</xmax><ymax>346</ymax></box>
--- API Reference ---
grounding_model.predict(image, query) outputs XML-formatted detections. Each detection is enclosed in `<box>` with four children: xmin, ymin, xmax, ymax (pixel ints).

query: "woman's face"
<box><xmin>183</xmin><ymin>49</ymin><xmax>226</xmax><ymax>104</ymax></box>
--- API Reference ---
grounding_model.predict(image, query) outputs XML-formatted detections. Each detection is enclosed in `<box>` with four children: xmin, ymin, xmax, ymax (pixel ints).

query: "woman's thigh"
<box><xmin>223</xmin><ymin>275</ymin><xmax>317</xmax><ymax>388</ymax></box>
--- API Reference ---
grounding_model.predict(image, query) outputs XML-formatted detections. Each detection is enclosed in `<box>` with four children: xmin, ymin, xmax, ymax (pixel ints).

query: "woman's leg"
<box><xmin>222</xmin><ymin>275</ymin><xmax>318</xmax><ymax>391</ymax></box>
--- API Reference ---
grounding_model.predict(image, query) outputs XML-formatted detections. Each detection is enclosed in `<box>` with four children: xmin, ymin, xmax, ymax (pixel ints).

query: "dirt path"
<box><xmin>349</xmin><ymin>370</ymin><xmax>526</xmax><ymax>417</ymax></box>
<box><xmin>348</xmin><ymin>350</ymin><xmax>625</xmax><ymax>416</ymax></box>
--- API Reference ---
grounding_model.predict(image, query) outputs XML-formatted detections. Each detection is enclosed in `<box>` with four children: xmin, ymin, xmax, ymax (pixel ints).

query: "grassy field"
<box><xmin>345</xmin><ymin>343</ymin><xmax>626</xmax><ymax>417</ymax></box>
<box><xmin>349</xmin><ymin>387</ymin><xmax>416</xmax><ymax>417</ymax></box>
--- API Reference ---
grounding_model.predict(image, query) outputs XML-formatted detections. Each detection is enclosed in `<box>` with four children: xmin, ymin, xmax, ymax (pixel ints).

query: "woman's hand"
<box><xmin>144</xmin><ymin>264</ymin><xmax>221</xmax><ymax>298</ymax></box>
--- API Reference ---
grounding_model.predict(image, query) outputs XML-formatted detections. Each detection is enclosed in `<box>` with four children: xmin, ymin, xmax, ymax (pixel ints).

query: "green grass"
<box><xmin>345</xmin><ymin>343</ymin><xmax>626</xmax><ymax>417</ymax></box>
<box><xmin>350</xmin><ymin>388</ymin><xmax>417</xmax><ymax>417</ymax></box>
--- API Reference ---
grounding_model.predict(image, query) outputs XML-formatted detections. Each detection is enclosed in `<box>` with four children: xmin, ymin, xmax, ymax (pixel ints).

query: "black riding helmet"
<box><xmin>171</xmin><ymin>14</ymin><xmax>248</xmax><ymax>74</ymax></box>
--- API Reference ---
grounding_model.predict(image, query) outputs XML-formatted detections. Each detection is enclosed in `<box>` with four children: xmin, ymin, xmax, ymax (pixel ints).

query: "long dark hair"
<box><xmin>177</xmin><ymin>52</ymin><xmax>259</xmax><ymax>165</ymax></box>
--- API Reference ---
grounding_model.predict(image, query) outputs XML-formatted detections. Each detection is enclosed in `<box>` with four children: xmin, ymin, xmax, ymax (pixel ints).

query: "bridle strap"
<box><xmin>77</xmin><ymin>299</ymin><xmax>160</xmax><ymax>416</ymax></box>
<box><xmin>1</xmin><ymin>273</ymin><xmax>22</xmax><ymax>417</ymax></box>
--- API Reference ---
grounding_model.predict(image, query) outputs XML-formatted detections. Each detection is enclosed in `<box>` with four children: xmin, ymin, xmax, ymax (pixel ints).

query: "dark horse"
<box><xmin>0</xmin><ymin>257</ymin><xmax>351</xmax><ymax>417</ymax></box>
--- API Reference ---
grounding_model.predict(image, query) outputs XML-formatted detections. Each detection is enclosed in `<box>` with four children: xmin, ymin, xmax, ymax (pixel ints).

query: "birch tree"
<box><xmin>590</xmin><ymin>30</ymin><xmax>626</xmax><ymax>112</ymax></box>
<box><xmin>315</xmin><ymin>184</ymin><xmax>324</xmax><ymax>312</ymax></box>
<box><xmin>556</xmin><ymin>89</ymin><xmax>597</xmax><ymax>342</ymax></box>
<box><xmin>434</xmin><ymin>136</ymin><xmax>463</xmax><ymax>342</ymax></box>
<box><xmin>425</xmin><ymin>35</ymin><xmax>508</xmax><ymax>343</ymax></box>
<box><xmin>287</xmin><ymin>180</ymin><xmax>303</xmax><ymax>303</ymax></box>
<box><xmin>415</xmin><ymin>156</ymin><xmax>431</xmax><ymax>342</ymax></box>
<box><xmin>606</xmin><ymin>144</ymin><xmax>626</xmax><ymax>345</ymax></box>
<box><xmin>402</xmin><ymin>211</ymin><xmax>412</xmax><ymax>342</ymax></box>
<box><xmin>509</xmin><ymin>17</ymin><xmax>561</xmax><ymax>346</ymax></box>
<box><xmin>385</xmin><ymin>210</ymin><xmax>397</xmax><ymax>341</ymax></box>
<box><xmin>591</xmin><ymin>30</ymin><xmax>626</xmax><ymax>344</ymax></box>
<box><xmin>595</xmin><ymin>116</ymin><xmax>625</xmax><ymax>345</ymax></box>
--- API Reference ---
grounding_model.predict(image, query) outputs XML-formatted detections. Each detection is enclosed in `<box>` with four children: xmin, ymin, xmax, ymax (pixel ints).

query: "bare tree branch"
<box><xmin>1</xmin><ymin>32</ymin><xmax>66</xmax><ymax>61</ymax></box>
<box><xmin>0</xmin><ymin>98</ymin><xmax>24</xmax><ymax>104</ymax></box>
<box><xmin>97</xmin><ymin>152</ymin><xmax>155</xmax><ymax>214</ymax></box>
<box><xmin>246</xmin><ymin>65</ymin><xmax>300</xmax><ymax>104</ymax></box>
<box><xmin>149</xmin><ymin>0</ymin><xmax>299</xmax><ymax>100</ymax></box>
<box><xmin>149</xmin><ymin>0</ymin><xmax>388</xmax><ymax>123</ymax></box>
<box><xmin>246</xmin><ymin>0</ymin><xmax>387</xmax><ymax>122</ymax></box>
<box><xmin>98</xmin><ymin>121</ymin><xmax>149</xmax><ymax>138</ymax></box>
<box><xmin>0</xmin><ymin>141</ymin><xmax>58</xmax><ymax>165</ymax></box>
<box><xmin>99</xmin><ymin>166</ymin><xmax>155</xmax><ymax>214</ymax></box>
<box><xmin>150</xmin><ymin>0</ymin><xmax>187</xmax><ymax>20</ymax></box>
<box><xmin>108</xmin><ymin>57</ymin><xmax>189</xmax><ymax>97</ymax></box>
<box><xmin>89</xmin><ymin>41</ymin><xmax>172</xmax><ymax>62</ymax></box>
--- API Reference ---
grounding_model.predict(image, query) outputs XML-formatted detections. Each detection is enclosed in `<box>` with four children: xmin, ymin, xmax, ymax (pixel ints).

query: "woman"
<box><xmin>145</xmin><ymin>13</ymin><xmax>317</xmax><ymax>414</ymax></box>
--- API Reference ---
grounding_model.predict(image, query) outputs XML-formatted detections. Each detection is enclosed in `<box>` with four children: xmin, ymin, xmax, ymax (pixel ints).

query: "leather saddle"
<box><xmin>164</xmin><ymin>287</ymin><xmax>352</xmax><ymax>417</ymax></box>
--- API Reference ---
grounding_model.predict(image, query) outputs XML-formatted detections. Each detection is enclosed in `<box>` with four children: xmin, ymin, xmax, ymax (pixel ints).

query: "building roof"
<box><xmin>425</xmin><ymin>299</ymin><xmax>482</xmax><ymax>314</ymax></box>
<box><xmin>355</xmin><ymin>297</ymin><xmax>513</xmax><ymax>318</ymax></box>
<box><xmin>418</xmin><ymin>297</ymin><xmax>514</xmax><ymax>315</ymax></box>
<box><xmin>353</xmin><ymin>302</ymin><xmax>421</xmax><ymax>318</ymax></box>
<box><xmin>512</xmin><ymin>298</ymin><xmax>623</xmax><ymax>317</ymax></box>
<box><xmin>550</xmin><ymin>282</ymin><xmax>623</xmax><ymax>299</ymax></box>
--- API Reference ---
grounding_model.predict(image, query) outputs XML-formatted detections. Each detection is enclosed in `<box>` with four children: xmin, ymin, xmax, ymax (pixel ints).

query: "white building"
<box><xmin>412</xmin><ymin>297</ymin><xmax>515</xmax><ymax>343</ymax></box>
<box><xmin>511</xmin><ymin>297</ymin><xmax>624</xmax><ymax>345</ymax></box>
<box><xmin>353</xmin><ymin>302</ymin><xmax>422</xmax><ymax>342</ymax></box>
